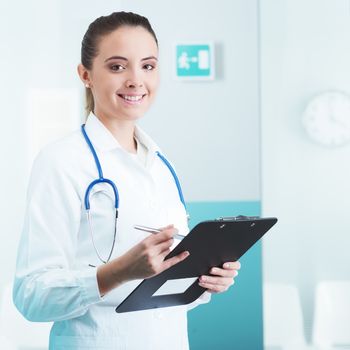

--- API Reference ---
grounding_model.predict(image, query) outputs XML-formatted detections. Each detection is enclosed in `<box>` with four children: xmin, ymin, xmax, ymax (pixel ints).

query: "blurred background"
<box><xmin>0</xmin><ymin>0</ymin><xmax>349</xmax><ymax>349</ymax></box>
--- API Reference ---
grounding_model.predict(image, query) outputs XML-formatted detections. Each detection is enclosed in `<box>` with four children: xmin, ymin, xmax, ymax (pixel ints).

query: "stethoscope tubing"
<box><xmin>81</xmin><ymin>123</ymin><xmax>188</xmax><ymax>265</ymax></box>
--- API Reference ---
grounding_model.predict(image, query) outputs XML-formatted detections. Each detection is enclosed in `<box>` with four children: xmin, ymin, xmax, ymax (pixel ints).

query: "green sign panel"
<box><xmin>176</xmin><ymin>44</ymin><xmax>214</xmax><ymax>80</ymax></box>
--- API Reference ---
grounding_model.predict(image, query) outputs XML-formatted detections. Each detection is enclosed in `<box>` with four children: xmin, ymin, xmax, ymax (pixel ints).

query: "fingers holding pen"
<box><xmin>156</xmin><ymin>226</ymin><xmax>190</xmax><ymax>270</ymax></box>
<box><xmin>141</xmin><ymin>225</ymin><xmax>174</xmax><ymax>253</ymax></box>
<box><xmin>150</xmin><ymin>224</ymin><xmax>176</xmax><ymax>243</ymax></box>
<box><xmin>151</xmin><ymin>225</ymin><xmax>190</xmax><ymax>268</ymax></box>
<box><xmin>123</xmin><ymin>224</ymin><xmax>189</xmax><ymax>279</ymax></box>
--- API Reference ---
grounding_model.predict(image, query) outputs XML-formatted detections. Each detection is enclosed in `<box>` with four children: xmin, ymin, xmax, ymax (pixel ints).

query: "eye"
<box><xmin>110</xmin><ymin>64</ymin><xmax>125</xmax><ymax>72</ymax></box>
<box><xmin>143</xmin><ymin>64</ymin><xmax>155</xmax><ymax>71</ymax></box>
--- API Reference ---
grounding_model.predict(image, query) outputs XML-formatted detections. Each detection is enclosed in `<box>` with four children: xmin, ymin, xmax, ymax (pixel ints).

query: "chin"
<box><xmin>119</xmin><ymin>105</ymin><xmax>150</xmax><ymax>120</ymax></box>
<box><xmin>121</xmin><ymin>111</ymin><xmax>145</xmax><ymax>121</ymax></box>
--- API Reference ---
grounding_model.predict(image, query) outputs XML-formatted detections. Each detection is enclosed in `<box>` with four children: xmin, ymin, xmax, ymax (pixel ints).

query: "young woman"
<box><xmin>14</xmin><ymin>11</ymin><xmax>240</xmax><ymax>349</ymax></box>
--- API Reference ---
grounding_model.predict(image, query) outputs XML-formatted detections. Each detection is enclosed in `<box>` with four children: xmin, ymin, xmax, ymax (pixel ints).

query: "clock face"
<box><xmin>302</xmin><ymin>91</ymin><xmax>350</xmax><ymax>146</ymax></box>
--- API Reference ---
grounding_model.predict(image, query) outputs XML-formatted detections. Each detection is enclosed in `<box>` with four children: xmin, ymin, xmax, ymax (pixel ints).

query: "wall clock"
<box><xmin>302</xmin><ymin>91</ymin><xmax>350</xmax><ymax>146</ymax></box>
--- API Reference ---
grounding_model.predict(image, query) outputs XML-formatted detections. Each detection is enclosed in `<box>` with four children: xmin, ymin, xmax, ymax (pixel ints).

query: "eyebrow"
<box><xmin>104</xmin><ymin>55</ymin><xmax>158</xmax><ymax>63</ymax></box>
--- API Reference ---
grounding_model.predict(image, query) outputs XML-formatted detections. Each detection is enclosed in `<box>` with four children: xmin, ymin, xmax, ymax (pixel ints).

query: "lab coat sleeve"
<box><xmin>186</xmin><ymin>291</ymin><xmax>211</xmax><ymax>311</ymax></box>
<box><xmin>13</xmin><ymin>149</ymin><xmax>103</xmax><ymax>322</ymax></box>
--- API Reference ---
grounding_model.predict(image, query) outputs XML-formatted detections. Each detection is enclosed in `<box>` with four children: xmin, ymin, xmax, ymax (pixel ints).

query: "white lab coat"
<box><xmin>13</xmin><ymin>113</ymin><xmax>210</xmax><ymax>350</ymax></box>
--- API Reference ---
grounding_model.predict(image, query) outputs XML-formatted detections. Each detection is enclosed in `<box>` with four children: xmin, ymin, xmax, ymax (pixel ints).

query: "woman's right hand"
<box><xmin>120</xmin><ymin>224</ymin><xmax>190</xmax><ymax>280</ymax></box>
<box><xmin>97</xmin><ymin>225</ymin><xmax>189</xmax><ymax>296</ymax></box>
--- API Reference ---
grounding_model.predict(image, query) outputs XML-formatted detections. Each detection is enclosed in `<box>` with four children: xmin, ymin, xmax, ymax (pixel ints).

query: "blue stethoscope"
<box><xmin>81</xmin><ymin>124</ymin><xmax>189</xmax><ymax>264</ymax></box>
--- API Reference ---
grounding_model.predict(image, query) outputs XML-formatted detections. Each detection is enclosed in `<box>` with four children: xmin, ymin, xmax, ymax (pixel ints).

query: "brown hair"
<box><xmin>81</xmin><ymin>11</ymin><xmax>158</xmax><ymax>115</ymax></box>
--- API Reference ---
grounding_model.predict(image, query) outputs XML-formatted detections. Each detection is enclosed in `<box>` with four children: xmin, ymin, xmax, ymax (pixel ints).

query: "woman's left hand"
<box><xmin>198</xmin><ymin>261</ymin><xmax>241</xmax><ymax>294</ymax></box>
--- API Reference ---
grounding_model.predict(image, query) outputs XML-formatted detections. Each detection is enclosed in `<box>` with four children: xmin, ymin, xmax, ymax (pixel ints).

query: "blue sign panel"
<box><xmin>176</xmin><ymin>44</ymin><xmax>214</xmax><ymax>80</ymax></box>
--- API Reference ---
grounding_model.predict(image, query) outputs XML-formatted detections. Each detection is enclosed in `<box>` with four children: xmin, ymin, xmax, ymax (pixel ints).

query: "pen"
<box><xmin>133</xmin><ymin>224</ymin><xmax>185</xmax><ymax>240</ymax></box>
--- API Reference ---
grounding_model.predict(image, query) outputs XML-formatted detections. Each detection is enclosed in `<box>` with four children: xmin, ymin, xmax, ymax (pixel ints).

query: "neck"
<box><xmin>94</xmin><ymin>110</ymin><xmax>137</xmax><ymax>154</ymax></box>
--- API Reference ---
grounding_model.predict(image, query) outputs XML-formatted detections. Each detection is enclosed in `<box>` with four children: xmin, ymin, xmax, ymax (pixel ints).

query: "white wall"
<box><xmin>261</xmin><ymin>0</ymin><xmax>350</xmax><ymax>340</ymax></box>
<box><xmin>0</xmin><ymin>0</ymin><xmax>62</xmax><ymax>291</ymax></box>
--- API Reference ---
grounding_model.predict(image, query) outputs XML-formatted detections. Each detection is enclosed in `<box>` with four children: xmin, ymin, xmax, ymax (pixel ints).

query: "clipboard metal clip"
<box><xmin>216</xmin><ymin>215</ymin><xmax>260</xmax><ymax>221</ymax></box>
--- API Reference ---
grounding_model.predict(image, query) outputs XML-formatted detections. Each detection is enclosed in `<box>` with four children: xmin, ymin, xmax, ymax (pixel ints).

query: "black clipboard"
<box><xmin>115</xmin><ymin>216</ymin><xmax>277</xmax><ymax>313</ymax></box>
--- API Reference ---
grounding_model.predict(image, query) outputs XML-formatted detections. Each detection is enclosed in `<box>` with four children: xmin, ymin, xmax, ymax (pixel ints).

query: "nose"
<box><xmin>125</xmin><ymin>80</ymin><xmax>143</xmax><ymax>88</ymax></box>
<box><xmin>125</xmin><ymin>71</ymin><xmax>143</xmax><ymax>89</ymax></box>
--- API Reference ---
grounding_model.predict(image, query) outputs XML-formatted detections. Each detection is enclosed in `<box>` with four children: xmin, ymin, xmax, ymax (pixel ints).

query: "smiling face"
<box><xmin>80</xmin><ymin>25</ymin><xmax>159</xmax><ymax>122</ymax></box>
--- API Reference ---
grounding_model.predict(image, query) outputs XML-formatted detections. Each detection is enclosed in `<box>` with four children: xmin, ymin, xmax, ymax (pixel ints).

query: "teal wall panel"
<box><xmin>187</xmin><ymin>201</ymin><xmax>262</xmax><ymax>350</ymax></box>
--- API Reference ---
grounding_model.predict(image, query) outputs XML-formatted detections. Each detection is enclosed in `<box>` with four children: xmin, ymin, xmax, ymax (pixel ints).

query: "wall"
<box><xmin>260</xmin><ymin>0</ymin><xmax>350</xmax><ymax>340</ymax></box>
<box><xmin>0</xmin><ymin>0</ymin><xmax>63</xmax><ymax>289</ymax></box>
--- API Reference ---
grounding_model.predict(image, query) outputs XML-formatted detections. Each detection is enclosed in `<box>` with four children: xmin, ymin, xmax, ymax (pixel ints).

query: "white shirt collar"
<box><xmin>84</xmin><ymin>112</ymin><xmax>161</xmax><ymax>155</ymax></box>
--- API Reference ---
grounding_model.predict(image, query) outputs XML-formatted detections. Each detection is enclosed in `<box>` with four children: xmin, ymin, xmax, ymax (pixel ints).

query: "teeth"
<box><xmin>122</xmin><ymin>95</ymin><xmax>143</xmax><ymax>101</ymax></box>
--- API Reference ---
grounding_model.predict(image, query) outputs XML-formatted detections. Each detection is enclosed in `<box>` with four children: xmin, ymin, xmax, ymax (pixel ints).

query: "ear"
<box><xmin>77</xmin><ymin>64</ymin><xmax>92</xmax><ymax>88</ymax></box>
